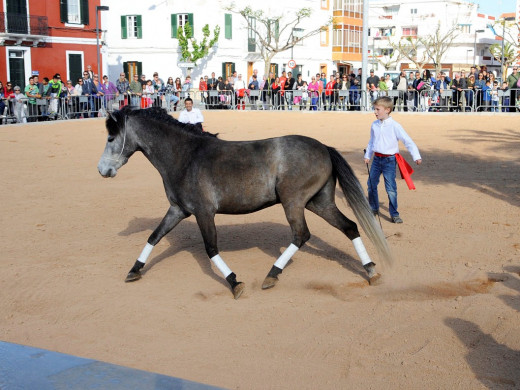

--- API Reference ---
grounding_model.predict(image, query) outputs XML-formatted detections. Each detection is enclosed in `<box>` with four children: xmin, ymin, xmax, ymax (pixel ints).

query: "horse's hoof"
<box><xmin>232</xmin><ymin>282</ymin><xmax>245</xmax><ymax>299</ymax></box>
<box><xmin>262</xmin><ymin>276</ymin><xmax>278</xmax><ymax>290</ymax></box>
<box><xmin>125</xmin><ymin>271</ymin><xmax>141</xmax><ymax>283</ymax></box>
<box><xmin>369</xmin><ymin>273</ymin><xmax>382</xmax><ymax>286</ymax></box>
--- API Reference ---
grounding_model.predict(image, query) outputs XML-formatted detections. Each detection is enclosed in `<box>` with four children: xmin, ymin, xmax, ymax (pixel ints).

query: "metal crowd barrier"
<box><xmin>2</xmin><ymin>87</ymin><xmax>518</xmax><ymax>124</ymax></box>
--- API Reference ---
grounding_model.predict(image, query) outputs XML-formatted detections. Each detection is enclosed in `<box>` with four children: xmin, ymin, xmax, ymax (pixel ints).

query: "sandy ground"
<box><xmin>1</xmin><ymin>110</ymin><xmax>519</xmax><ymax>390</ymax></box>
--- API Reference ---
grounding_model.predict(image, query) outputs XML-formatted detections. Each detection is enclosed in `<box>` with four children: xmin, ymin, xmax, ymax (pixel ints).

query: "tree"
<box><xmin>227</xmin><ymin>5</ymin><xmax>332</xmax><ymax>76</ymax></box>
<box><xmin>373</xmin><ymin>45</ymin><xmax>405</xmax><ymax>71</ymax></box>
<box><xmin>420</xmin><ymin>23</ymin><xmax>460</xmax><ymax>76</ymax></box>
<box><xmin>488</xmin><ymin>20</ymin><xmax>520</xmax><ymax>78</ymax></box>
<box><xmin>389</xmin><ymin>37</ymin><xmax>429</xmax><ymax>74</ymax></box>
<box><xmin>178</xmin><ymin>23</ymin><xmax>220</xmax><ymax>65</ymax></box>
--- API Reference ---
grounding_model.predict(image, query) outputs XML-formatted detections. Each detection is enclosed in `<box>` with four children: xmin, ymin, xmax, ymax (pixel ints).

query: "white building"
<box><xmin>368</xmin><ymin>0</ymin><xmax>502</xmax><ymax>76</ymax></box>
<box><xmin>100</xmin><ymin>0</ymin><xmax>333</xmax><ymax>82</ymax></box>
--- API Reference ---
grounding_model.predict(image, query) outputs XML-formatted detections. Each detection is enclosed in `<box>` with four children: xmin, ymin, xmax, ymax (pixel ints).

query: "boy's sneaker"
<box><xmin>392</xmin><ymin>216</ymin><xmax>403</xmax><ymax>224</ymax></box>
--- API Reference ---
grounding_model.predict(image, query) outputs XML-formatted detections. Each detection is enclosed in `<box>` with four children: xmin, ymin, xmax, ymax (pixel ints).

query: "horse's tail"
<box><xmin>327</xmin><ymin>146</ymin><xmax>393</xmax><ymax>266</ymax></box>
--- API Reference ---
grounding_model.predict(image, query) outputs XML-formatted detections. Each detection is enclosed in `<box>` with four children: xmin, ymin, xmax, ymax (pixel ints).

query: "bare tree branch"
<box><xmin>226</xmin><ymin>4</ymin><xmax>332</xmax><ymax>75</ymax></box>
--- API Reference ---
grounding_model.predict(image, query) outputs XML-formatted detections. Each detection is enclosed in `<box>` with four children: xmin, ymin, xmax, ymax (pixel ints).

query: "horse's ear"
<box><xmin>108</xmin><ymin>111</ymin><xmax>117</xmax><ymax>123</ymax></box>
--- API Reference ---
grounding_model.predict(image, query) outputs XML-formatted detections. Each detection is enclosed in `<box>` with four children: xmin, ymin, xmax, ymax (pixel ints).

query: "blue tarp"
<box><xmin>0</xmin><ymin>341</ymin><xmax>224</xmax><ymax>390</ymax></box>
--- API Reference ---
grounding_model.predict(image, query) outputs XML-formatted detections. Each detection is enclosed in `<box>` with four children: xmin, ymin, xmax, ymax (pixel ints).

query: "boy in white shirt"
<box><xmin>364</xmin><ymin>97</ymin><xmax>422</xmax><ymax>223</ymax></box>
<box><xmin>178</xmin><ymin>97</ymin><xmax>204</xmax><ymax>131</ymax></box>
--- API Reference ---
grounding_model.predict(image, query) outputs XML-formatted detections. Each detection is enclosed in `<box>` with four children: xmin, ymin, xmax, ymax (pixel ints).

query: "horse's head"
<box><xmin>97</xmin><ymin>108</ymin><xmax>136</xmax><ymax>178</ymax></box>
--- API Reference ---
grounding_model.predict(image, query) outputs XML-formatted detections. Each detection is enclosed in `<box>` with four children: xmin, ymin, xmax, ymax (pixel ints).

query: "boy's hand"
<box><xmin>415</xmin><ymin>159</ymin><xmax>422</xmax><ymax>165</ymax></box>
<box><xmin>364</xmin><ymin>158</ymin><xmax>370</xmax><ymax>164</ymax></box>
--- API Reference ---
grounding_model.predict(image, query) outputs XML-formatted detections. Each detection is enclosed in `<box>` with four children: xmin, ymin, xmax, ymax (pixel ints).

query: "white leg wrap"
<box><xmin>137</xmin><ymin>243</ymin><xmax>154</xmax><ymax>264</ymax></box>
<box><xmin>273</xmin><ymin>243</ymin><xmax>299</xmax><ymax>270</ymax></box>
<box><xmin>352</xmin><ymin>237</ymin><xmax>372</xmax><ymax>265</ymax></box>
<box><xmin>210</xmin><ymin>254</ymin><xmax>232</xmax><ymax>278</ymax></box>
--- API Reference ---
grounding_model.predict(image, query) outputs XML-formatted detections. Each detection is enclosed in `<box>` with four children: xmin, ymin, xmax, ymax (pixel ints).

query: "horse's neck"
<box><xmin>136</xmin><ymin>124</ymin><xmax>195</xmax><ymax>177</ymax></box>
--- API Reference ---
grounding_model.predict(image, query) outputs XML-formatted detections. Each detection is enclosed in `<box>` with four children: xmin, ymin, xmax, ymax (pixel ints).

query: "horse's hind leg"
<box><xmin>195</xmin><ymin>213</ymin><xmax>244</xmax><ymax>300</ymax></box>
<box><xmin>262</xmin><ymin>203</ymin><xmax>310</xmax><ymax>289</ymax></box>
<box><xmin>305</xmin><ymin>180</ymin><xmax>381</xmax><ymax>285</ymax></box>
<box><xmin>126</xmin><ymin>205</ymin><xmax>190</xmax><ymax>282</ymax></box>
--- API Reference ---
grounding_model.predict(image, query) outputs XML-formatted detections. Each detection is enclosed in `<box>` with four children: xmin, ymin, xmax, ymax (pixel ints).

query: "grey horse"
<box><xmin>98</xmin><ymin>106</ymin><xmax>392</xmax><ymax>299</ymax></box>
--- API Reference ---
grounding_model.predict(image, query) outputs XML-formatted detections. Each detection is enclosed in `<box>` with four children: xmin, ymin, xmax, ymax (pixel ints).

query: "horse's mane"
<box><xmin>106</xmin><ymin>106</ymin><xmax>218</xmax><ymax>138</ymax></box>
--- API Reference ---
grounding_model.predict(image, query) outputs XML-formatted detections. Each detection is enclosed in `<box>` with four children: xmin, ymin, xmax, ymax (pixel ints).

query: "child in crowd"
<box><xmin>482</xmin><ymin>80</ymin><xmax>491</xmax><ymax>111</ymax></box>
<box><xmin>500</xmin><ymin>82</ymin><xmax>510</xmax><ymax>112</ymax></box>
<box><xmin>12</xmin><ymin>86</ymin><xmax>27</xmax><ymax>123</ymax></box>
<box><xmin>364</xmin><ymin>96</ymin><xmax>422</xmax><ymax>224</ymax></box>
<box><xmin>490</xmin><ymin>81</ymin><xmax>499</xmax><ymax>112</ymax></box>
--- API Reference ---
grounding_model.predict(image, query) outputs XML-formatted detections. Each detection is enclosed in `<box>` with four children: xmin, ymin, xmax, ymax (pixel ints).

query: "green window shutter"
<box><xmin>136</xmin><ymin>15</ymin><xmax>142</xmax><ymax>39</ymax></box>
<box><xmin>60</xmin><ymin>0</ymin><xmax>68</xmax><ymax>23</ymax></box>
<box><xmin>187</xmin><ymin>13</ymin><xmax>194</xmax><ymax>38</ymax></box>
<box><xmin>137</xmin><ymin>62</ymin><xmax>142</xmax><ymax>77</ymax></box>
<box><xmin>231</xmin><ymin>62</ymin><xmax>235</xmax><ymax>74</ymax></box>
<box><xmin>171</xmin><ymin>14</ymin><xmax>177</xmax><ymax>38</ymax></box>
<box><xmin>225</xmin><ymin>14</ymin><xmax>232</xmax><ymax>39</ymax></box>
<box><xmin>80</xmin><ymin>0</ymin><xmax>89</xmax><ymax>25</ymax></box>
<box><xmin>121</xmin><ymin>16</ymin><xmax>127</xmax><ymax>39</ymax></box>
<box><xmin>222</xmin><ymin>63</ymin><xmax>226</xmax><ymax>80</ymax></box>
<box><xmin>123</xmin><ymin>62</ymin><xmax>129</xmax><ymax>77</ymax></box>
<box><xmin>275</xmin><ymin>20</ymin><xmax>279</xmax><ymax>40</ymax></box>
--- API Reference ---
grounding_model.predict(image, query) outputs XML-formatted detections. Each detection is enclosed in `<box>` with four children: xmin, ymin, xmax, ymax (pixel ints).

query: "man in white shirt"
<box><xmin>178</xmin><ymin>97</ymin><xmax>204</xmax><ymax>131</ymax></box>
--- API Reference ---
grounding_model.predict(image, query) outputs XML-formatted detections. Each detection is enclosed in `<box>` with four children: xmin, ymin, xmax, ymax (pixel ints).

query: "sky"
<box><xmin>369</xmin><ymin>0</ymin><xmax>518</xmax><ymax>17</ymax></box>
<box><xmin>463</xmin><ymin>0</ymin><xmax>516</xmax><ymax>16</ymax></box>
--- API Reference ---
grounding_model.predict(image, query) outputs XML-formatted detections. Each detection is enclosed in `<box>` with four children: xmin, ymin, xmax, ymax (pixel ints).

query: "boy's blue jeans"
<box><xmin>367</xmin><ymin>155</ymin><xmax>399</xmax><ymax>217</ymax></box>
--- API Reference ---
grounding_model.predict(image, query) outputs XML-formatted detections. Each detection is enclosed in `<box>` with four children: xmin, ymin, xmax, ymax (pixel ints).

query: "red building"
<box><xmin>0</xmin><ymin>0</ymin><xmax>102</xmax><ymax>89</ymax></box>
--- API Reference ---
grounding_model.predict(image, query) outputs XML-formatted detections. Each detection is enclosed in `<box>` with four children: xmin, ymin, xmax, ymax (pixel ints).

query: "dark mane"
<box><xmin>105</xmin><ymin>106</ymin><xmax>218</xmax><ymax>138</ymax></box>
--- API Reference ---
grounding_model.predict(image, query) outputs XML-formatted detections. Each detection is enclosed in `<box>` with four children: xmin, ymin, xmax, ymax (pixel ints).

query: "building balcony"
<box><xmin>0</xmin><ymin>12</ymin><xmax>49</xmax><ymax>46</ymax></box>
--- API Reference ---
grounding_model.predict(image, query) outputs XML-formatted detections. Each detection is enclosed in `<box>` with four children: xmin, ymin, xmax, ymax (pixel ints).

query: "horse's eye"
<box><xmin>107</xmin><ymin>136</ymin><xmax>115</xmax><ymax>143</ymax></box>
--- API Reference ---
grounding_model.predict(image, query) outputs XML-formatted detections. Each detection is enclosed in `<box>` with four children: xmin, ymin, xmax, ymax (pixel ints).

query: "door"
<box><xmin>123</xmin><ymin>61</ymin><xmax>142</xmax><ymax>80</ymax></box>
<box><xmin>9</xmin><ymin>50</ymin><xmax>25</xmax><ymax>89</ymax></box>
<box><xmin>269</xmin><ymin>63</ymin><xmax>278</xmax><ymax>76</ymax></box>
<box><xmin>247</xmin><ymin>62</ymin><xmax>253</xmax><ymax>83</ymax></box>
<box><xmin>7</xmin><ymin>0</ymin><xmax>28</xmax><ymax>34</ymax></box>
<box><xmin>222</xmin><ymin>62</ymin><xmax>235</xmax><ymax>80</ymax></box>
<box><xmin>68</xmin><ymin>53</ymin><xmax>82</xmax><ymax>84</ymax></box>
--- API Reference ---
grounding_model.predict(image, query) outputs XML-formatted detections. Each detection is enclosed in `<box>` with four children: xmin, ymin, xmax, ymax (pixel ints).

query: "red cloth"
<box><xmin>395</xmin><ymin>153</ymin><xmax>415</xmax><ymax>190</ymax></box>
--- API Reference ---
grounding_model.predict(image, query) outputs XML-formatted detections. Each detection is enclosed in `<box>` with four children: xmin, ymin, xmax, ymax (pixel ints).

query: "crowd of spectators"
<box><xmin>366</xmin><ymin>65</ymin><xmax>520</xmax><ymax>113</ymax></box>
<box><xmin>1</xmin><ymin>64</ymin><xmax>519</xmax><ymax>124</ymax></box>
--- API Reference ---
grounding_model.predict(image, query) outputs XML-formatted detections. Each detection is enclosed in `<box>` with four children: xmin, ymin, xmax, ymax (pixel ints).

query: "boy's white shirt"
<box><xmin>364</xmin><ymin>116</ymin><xmax>422</xmax><ymax>161</ymax></box>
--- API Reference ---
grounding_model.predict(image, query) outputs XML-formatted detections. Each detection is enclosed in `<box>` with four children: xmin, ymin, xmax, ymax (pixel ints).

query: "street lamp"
<box><xmin>96</xmin><ymin>5</ymin><xmax>109</xmax><ymax>77</ymax></box>
<box><xmin>473</xmin><ymin>29</ymin><xmax>484</xmax><ymax>66</ymax></box>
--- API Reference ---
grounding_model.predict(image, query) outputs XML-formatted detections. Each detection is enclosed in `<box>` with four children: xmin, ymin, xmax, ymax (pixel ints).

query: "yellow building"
<box><xmin>331</xmin><ymin>0</ymin><xmax>364</xmax><ymax>75</ymax></box>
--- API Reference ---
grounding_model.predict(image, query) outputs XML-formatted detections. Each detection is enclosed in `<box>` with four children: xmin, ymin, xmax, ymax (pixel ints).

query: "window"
<box><xmin>320</xmin><ymin>27</ymin><xmax>329</xmax><ymax>46</ymax></box>
<box><xmin>459</xmin><ymin>24</ymin><xmax>471</xmax><ymax>34</ymax></box>
<box><xmin>332</xmin><ymin>25</ymin><xmax>362</xmax><ymax>53</ymax></box>
<box><xmin>60</xmin><ymin>0</ymin><xmax>89</xmax><ymax>25</ymax></box>
<box><xmin>293</xmin><ymin>27</ymin><xmax>304</xmax><ymax>45</ymax></box>
<box><xmin>248</xmin><ymin>17</ymin><xmax>256</xmax><ymax>52</ymax></box>
<box><xmin>410</xmin><ymin>8</ymin><xmax>417</xmax><ymax>14</ymax></box>
<box><xmin>121</xmin><ymin>15</ymin><xmax>142</xmax><ymax>39</ymax></box>
<box><xmin>67</xmin><ymin>0</ymin><xmax>80</xmax><ymax>24</ymax></box>
<box><xmin>402</xmin><ymin>26</ymin><xmax>417</xmax><ymax>38</ymax></box>
<box><xmin>171</xmin><ymin>13</ymin><xmax>193</xmax><ymax>38</ymax></box>
<box><xmin>321</xmin><ymin>0</ymin><xmax>329</xmax><ymax>9</ymax></box>
<box><xmin>268</xmin><ymin>19</ymin><xmax>280</xmax><ymax>41</ymax></box>
<box><xmin>225</xmin><ymin>14</ymin><xmax>232</xmax><ymax>39</ymax></box>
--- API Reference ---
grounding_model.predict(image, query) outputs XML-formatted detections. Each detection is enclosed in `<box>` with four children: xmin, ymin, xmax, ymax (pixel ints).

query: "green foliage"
<box><xmin>178</xmin><ymin>23</ymin><xmax>220</xmax><ymax>64</ymax></box>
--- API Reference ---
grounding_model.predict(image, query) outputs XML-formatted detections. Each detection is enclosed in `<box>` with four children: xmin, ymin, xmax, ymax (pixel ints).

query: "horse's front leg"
<box><xmin>195</xmin><ymin>213</ymin><xmax>244</xmax><ymax>300</ymax></box>
<box><xmin>126</xmin><ymin>205</ymin><xmax>190</xmax><ymax>282</ymax></box>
